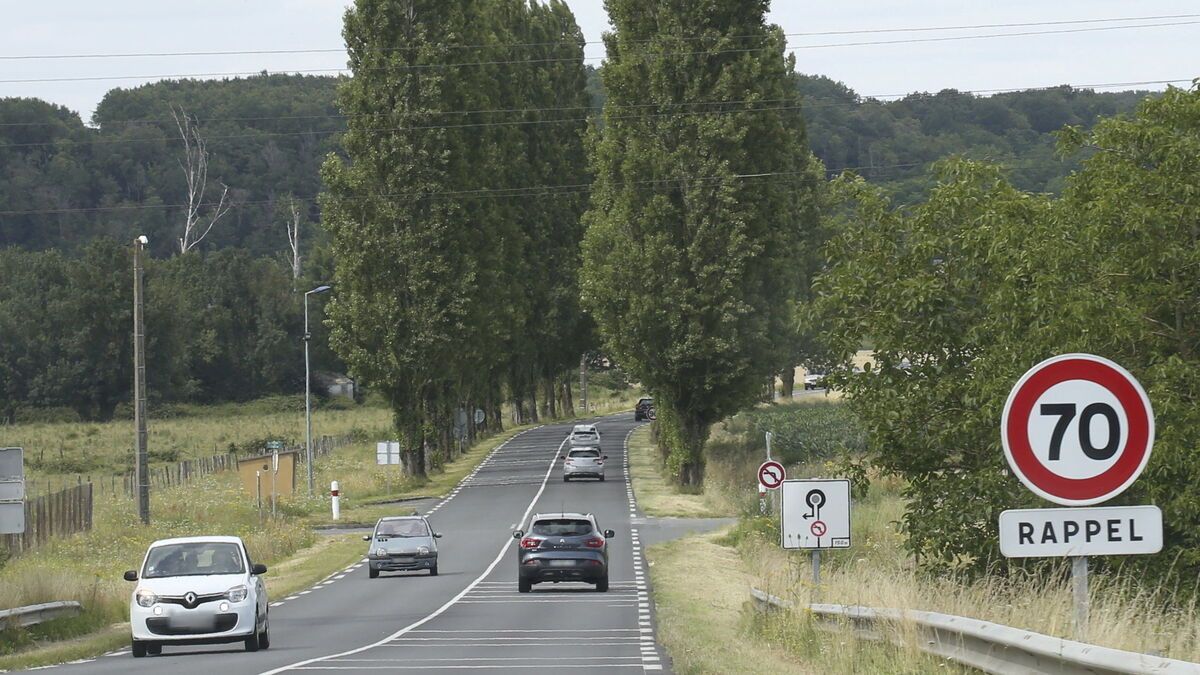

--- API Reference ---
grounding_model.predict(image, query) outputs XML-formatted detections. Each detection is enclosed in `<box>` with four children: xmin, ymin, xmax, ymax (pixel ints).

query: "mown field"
<box><xmin>634</xmin><ymin>399</ymin><xmax>1200</xmax><ymax>673</ymax></box>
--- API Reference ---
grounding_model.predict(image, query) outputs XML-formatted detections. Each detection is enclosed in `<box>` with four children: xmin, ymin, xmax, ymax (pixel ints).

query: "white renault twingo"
<box><xmin>123</xmin><ymin>535</ymin><xmax>270</xmax><ymax>657</ymax></box>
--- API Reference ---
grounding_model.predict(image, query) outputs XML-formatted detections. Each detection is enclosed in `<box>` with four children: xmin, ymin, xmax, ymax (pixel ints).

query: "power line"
<box><xmin>0</xmin><ymin>103</ymin><xmax>809</xmax><ymax>150</ymax></box>
<box><xmin>0</xmin><ymin>157</ymin><xmax>1081</xmax><ymax>218</ymax></box>
<box><xmin>2</xmin><ymin>13</ymin><xmax>1195</xmax><ymax>60</ymax></box>
<box><xmin>0</xmin><ymin>79</ymin><xmax>1187</xmax><ymax>147</ymax></box>
<box><xmin>2</xmin><ymin>20</ymin><xmax>1196</xmax><ymax>85</ymax></box>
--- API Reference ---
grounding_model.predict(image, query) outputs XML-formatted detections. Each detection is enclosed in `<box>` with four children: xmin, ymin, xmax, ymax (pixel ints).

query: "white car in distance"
<box><xmin>123</xmin><ymin>535</ymin><xmax>270</xmax><ymax>657</ymax></box>
<box><xmin>562</xmin><ymin>446</ymin><xmax>607</xmax><ymax>482</ymax></box>
<box><xmin>568</xmin><ymin>423</ymin><xmax>601</xmax><ymax>447</ymax></box>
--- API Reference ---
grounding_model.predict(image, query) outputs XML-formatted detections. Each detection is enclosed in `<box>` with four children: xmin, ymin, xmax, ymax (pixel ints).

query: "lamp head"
<box><xmin>136</xmin><ymin>235</ymin><xmax>149</xmax><ymax>245</ymax></box>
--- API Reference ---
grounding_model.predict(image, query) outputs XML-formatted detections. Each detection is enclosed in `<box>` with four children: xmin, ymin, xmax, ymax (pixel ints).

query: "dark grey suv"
<box><xmin>513</xmin><ymin>513</ymin><xmax>615</xmax><ymax>593</ymax></box>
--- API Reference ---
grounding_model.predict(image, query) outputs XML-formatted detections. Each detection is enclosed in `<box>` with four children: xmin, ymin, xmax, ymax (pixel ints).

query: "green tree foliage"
<box><xmin>0</xmin><ymin>75</ymin><xmax>340</xmax><ymax>256</ymax></box>
<box><xmin>323</xmin><ymin>0</ymin><xmax>591</xmax><ymax>478</ymax></box>
<box><xmin>814</xmin><ymin>85</ymin><xmax>1200</xmax><ymax>584</ymax></box>
<box><xmin>582</xmin><ymin>0</ymin><xmax>823</xmax><ymax>485</ymax></box>
<box><xmin>0</xmin><ymin>243</ymin><xmax>318</xmax><ymax>421</ymax></box>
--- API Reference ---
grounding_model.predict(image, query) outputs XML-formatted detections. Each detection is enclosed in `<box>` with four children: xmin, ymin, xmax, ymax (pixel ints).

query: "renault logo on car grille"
<box><xmin>183</xmin><ymin>592</ymin><xmax>197</xmax><ymax>607</ymax></box>
<box><xmin>559</xmin><ymin>539</ymin><xmax>565</xmax><ymax>544</ymax></box>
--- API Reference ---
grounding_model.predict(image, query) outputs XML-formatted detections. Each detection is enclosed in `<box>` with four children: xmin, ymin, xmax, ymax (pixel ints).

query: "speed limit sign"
<box><xmin>1002</xmin><ymin>354</ymin><xmax>1154</xmax><ymax>506</ymax></box>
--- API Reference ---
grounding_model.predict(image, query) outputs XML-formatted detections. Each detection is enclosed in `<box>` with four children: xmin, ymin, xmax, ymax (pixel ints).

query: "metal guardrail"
<box><xmin>749</xmin><ymin>587</ymin><xmax>1200</xmax><ymax>674</ymax></box>
<box><xmin>0</xmin><ymin>601</ymin><xmax>82</xmax><ymax>628</ymax></box>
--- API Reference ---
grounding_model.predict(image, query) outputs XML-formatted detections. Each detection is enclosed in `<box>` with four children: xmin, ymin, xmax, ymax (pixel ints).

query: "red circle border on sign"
<box><xmin>758</xmin><ymin>461</ymin><xmax>784</xmax><ymax>489</ymax></box>
<box><xmin>1002</xmin><ymin>354</ymin><xmax>1153</xmax><ymax>505</ymax></box>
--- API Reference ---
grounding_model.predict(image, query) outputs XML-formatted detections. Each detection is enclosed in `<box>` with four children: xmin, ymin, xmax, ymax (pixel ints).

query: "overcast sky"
<box><xmin>1</xmin><ymin>1</ymin><xmax>1196</xmax><ymax>121</ymax></box>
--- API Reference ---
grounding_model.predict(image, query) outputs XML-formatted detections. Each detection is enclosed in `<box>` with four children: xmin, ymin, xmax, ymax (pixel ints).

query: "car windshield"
<box><xmin>143</xmin><ymin>542</ymin><xmax>244</xmax><ymax>578</ymax></box>
<box><xmin>569</xmin><ymin>449</ymin><xmax>600</xmax><ymax>458</ymax></box>
<box><xmin>531</xmin><ymin>519</ymin><xmax>594</xmax><ymax>537</ymax></box>
<box><xmin>376</xmin><ymin>519</ymin><xmax>429</xmax><ymax>537</ymax></box>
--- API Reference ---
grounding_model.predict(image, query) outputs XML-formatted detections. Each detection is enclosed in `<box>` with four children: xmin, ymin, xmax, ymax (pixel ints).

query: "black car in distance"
<box><xmin>634</xmin><ymin>397</ymin><xmax>654</xmax><ymax>421</ymax></box>
<box><xmin>513</xmin><ymin>513</ymin><xmax>614</xmax><ymax>593</ymax></box>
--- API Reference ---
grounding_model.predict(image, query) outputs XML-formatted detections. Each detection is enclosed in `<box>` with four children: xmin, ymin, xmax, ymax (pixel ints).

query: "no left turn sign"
<box><xmin>1002</xmin><ymin>354</ymin><xmax>1154</xmax><ymax>506</ymax></box>
<box><xmin>758</xmin><ymin>461</ymin><xmax>785</xmax><ymax>490</ymax></box>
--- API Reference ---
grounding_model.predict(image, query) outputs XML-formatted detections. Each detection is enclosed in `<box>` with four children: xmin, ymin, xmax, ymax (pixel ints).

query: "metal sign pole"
<box><xmin>1072</xmin><ymin>556</ymin><xmax>1089</xmax><ymax>640</ymax></box>
<box><xmin>811</xmin><ymin>549</ymin><xmax>821</xmax><ymax>602</ymax></box>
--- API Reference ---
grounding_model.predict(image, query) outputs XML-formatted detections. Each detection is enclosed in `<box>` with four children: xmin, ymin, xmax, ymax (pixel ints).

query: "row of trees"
<box><xmin>322</xmin><ymin>0</ymin><xmax>593</xmax><ymax>478</ymax></box>
<box><xmin>812</xmin><ymin>85</ymin><xmax>1200</xmax><ymax>583</ymax></box>
<box><xmin>0</xmin><ymin>241</ymin><xmax>338</xmax><ymax>422</ymax></box>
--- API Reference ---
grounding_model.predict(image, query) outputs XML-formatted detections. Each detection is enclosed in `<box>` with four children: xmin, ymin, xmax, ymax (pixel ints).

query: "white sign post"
<box><xmin>1000</xmin><ymin>353</ymin><xmax>1157</xmax><ymax>640</ymax></box>
<box><xmin>782</xmin><ymin>479</ymin><xmax>851</xmax><ymax>599</ymax></box>
<box><xmin>0</xmin><ymin>447</ymin><xmax>24</xmax><ymax>535</ymax></box>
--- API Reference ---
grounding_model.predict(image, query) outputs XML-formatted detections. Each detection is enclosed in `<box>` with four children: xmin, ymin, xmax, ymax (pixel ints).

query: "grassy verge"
<box><xmin>647</xmin><ymin>530</ymin><xmax>811</xmax><ymax>674</ymax></box>
<box><xmin>627</xmin><ymin>425</ymin><xmax>728</xmax><ymax>518</ymax></box>
<box><xmin>708</xmin><ymin>399</ymin><xmax>1200</xmax><ymax>665</ymax></box>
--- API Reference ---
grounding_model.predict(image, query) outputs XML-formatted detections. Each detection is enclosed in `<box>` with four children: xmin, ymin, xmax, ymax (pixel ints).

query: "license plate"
<box><xmin>549</xmin><ymin>560</ymin><xmax>575</xmax><ymax>567</ymax></box>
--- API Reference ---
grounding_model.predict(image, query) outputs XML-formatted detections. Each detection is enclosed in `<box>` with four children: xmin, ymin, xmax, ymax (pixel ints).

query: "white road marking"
<box><xmin>263</xmin><ymin>428</ymin><xmax>569</xmax><ymax>675</ymax></box>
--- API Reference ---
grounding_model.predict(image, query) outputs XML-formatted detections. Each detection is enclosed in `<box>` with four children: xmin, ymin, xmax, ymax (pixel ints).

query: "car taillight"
<box><xmin>520</xmin><ymin>537</ymin><xmax>543</xmax><ymax>550</ymax></box>
<box><xmin>584</xmin><ymin>537</ymin><xmax>605</xmax><ymax>549</ymax></box>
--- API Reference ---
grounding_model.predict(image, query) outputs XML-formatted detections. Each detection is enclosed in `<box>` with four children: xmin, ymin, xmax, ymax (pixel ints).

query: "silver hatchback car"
<box><xmin>562</xmin><ymin>446</ymin><xmax>606</xmax><ymax>482</ymax></box>
<box><xmin>364</xmin><ymin>515</ymin><xmax>442</xmax><ymax>578</ymax></box>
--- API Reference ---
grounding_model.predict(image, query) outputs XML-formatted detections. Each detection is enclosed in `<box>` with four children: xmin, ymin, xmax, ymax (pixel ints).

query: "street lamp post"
<box><xmin>304</xmin><ymin>284</ymin><xmax>332</xmax><ymax>495</ymax></box>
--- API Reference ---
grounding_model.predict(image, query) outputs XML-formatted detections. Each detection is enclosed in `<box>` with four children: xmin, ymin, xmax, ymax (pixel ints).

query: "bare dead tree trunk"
<box><xmin>285</xmin><ymin>198</ymin><xmax>302</xmax><ymax>289</ymax></box>
<box><xmin>173</xmin><ymin>106</ymin><xmax>231</xmax><ymax>254</ymax></box>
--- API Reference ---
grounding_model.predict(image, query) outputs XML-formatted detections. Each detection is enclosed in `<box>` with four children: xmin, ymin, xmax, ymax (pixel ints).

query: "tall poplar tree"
<box><xmin>582</xmin><ymin>0</ymin><xmax>822</xmax><ymax>484</ymax></box>
<box><xmin>322</xmin><ymin>0</ymin><xmax>479</xmax><ymax>479</ymax></box>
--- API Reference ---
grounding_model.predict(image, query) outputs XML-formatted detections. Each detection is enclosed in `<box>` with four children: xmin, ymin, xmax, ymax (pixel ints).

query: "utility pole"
<box><xmin>133</xmin><ymin>236</ymin><xmax>150</xmax><ymax>524</ymax></box>
<box><xmin>303</xmin><ymin>284</ymin><xmax>332</xmax><ymax>495</ymax></box>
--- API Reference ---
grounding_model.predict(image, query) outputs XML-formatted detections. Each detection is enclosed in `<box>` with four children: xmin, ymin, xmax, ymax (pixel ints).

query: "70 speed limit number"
<box><xmin>1001</xmin><ymin>353</ymin><xmax>1154</xmax><ymax>506</ymax></box>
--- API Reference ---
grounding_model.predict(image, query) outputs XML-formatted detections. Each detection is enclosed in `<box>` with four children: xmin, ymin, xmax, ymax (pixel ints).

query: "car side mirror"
<box><xmin>559</xmin><ymin>455</ymin><xmax>565</xmax><ymax>460</ymax></box>
<box><xmin>512</xmin><ymin>530</ymin><xmax>524</xmax><ymax>539</ymax></box>
<box><xmin>362</xmin><ymin>534</ymin><xmax>372</xmax><ymax>541</ymax></box>
<box><xmin>123</xmin><ymin>570</ymin><xmax>138</xmax><ymax>582</ymax></box>
<box><xmin>434</xmin><ymin>532</ymin><xmax>443</xmax><ymax>538</ymax></box>
<box><xmin>252</xmin><ymin>563</ymin><xmax>268</xmax><ymax>575</ymax></box>
<box><xmin>604</xmin><ymin>529</ymin><xmax>615</xmax><ymax>539</ymax></box>
<box><xmin>602</xmin><ymin>455</ymin><xmax>608</xmax><ymax>460</ymax></box>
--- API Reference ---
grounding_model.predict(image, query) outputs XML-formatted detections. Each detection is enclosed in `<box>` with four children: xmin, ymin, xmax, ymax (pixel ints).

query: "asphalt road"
<box><xmin>52</xmin><ymin>413</ymin><xmax>668</xmax><ymax>674</ymax></box>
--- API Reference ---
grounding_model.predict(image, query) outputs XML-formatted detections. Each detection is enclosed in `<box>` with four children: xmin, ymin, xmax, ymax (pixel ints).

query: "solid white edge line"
<box><xmin>261</xmin><ymin>429</ymin><xmax>570</xmax><ymax>675</ymax></box>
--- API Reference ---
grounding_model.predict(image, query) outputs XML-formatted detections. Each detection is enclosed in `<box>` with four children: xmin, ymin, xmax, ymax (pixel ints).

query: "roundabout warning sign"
<box><xmin>1002</xmin><ymin>353</ymin><xmax>1154</xmax><ymax>507</ymax></box>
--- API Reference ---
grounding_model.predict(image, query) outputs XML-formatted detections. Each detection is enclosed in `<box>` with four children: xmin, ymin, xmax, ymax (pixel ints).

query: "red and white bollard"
<box><xmin>331</xmin><ymin>480</ymin><xmax>341</xmax><ymax>520</ymax></box>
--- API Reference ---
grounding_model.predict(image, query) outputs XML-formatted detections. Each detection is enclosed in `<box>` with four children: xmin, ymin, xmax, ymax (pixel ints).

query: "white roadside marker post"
<box><xmin>1072</xmin><ymin>556</ymin><xmax>1089</xmax><ymax>640</ymax></box>
<box><xmin>331</xmin><ymin>480</ymin><xmax>341</xmax><ymax>520</ymax></box>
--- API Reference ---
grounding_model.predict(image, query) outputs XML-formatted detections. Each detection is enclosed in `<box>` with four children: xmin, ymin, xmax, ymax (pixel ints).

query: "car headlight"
<box><xmin>417</xmin><ymin>546</ymin><xmax>430</xmax><ymax>556</ymax></box>
<box><xmin>135</xmin><ymin>589</ymin><xmax>158</xmax><ymax>607</ymax></box>
<box><xmin>226</xmin><ymin>585</ymin><xmax>248</xmax><ymax>603</ymax></box>
<box><xmin>374</xmin><ymin>547</ymin><xmax>387</xmax><ymax>557</ymax></box>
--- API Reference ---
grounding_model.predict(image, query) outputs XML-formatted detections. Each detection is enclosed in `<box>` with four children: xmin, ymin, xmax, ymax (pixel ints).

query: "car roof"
<box><xmin>377</xmin><ymin>515</ymin><xmax>426</xmax><ymax>522</ymax></box>
<box><xmin>572</xmin><ymin>424</ymin><xmax>597</xmax><ymax>431</ymax></box>
<box><xmin>638</xmin><ymin>397</ymin><xmax>653</xmax><ymax>402</ymax></box>
<box><xmin>149</xmin><ymin>535</ymin><xmax>244</xmax><ymax>547</ymax></box>
<box><xmin>568</xmin><ymin>446</ymin><xmax>600</xmax><ymax>451</ymax></box>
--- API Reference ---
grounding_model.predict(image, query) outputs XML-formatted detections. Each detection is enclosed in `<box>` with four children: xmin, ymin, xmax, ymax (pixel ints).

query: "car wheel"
<box><xmin>244</xmin><ymin>617</ymin><xmax>262</xmax><ymax>652</ymax></box>
<box><xmin>596</xmin><ymin>575</ymin><xmax>609</xmax><ymax>593</ymax></box>
<box><xmin>518</xmin><ymin>578</ymin><xmax>532</xmax><ymax>593</ymax></box>
<box><xmin>369</xmin><ymin>567</ymin><xmax>379</xmax><ymax>579</ymax></box>
<box><xmin>563</xmin><ymin>475</ymin><xmax>569</xmax><ymax>482</ymax></box>
<box><xmin>599</xmin><ymin>475</ymin><xmax>605</xmax><ymax>482</ymax></box>
<box><xmin>430</xmin><ymin>563</ymin><xmax>439</xmax><ymax>576</ymax></box>
<box><xmin>131</xmin><ymin>640</ymin><xmax>147</xmax><ymax>658</ymax></box>
<box><xmin>259</xmin><ymin>617</ymin><xmax>271</xmax><ymax>650</ymax></box>
<box><xmin>146</xmin><ymin>643</ymin><xmax>162</xmax><ymax>656</ymax></box>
